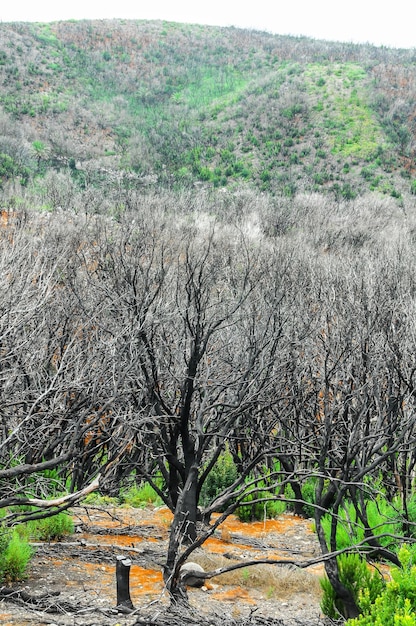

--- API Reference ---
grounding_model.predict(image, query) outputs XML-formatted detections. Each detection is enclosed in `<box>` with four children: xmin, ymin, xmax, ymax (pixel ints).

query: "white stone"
<box><xmin>180</xmin><ymin>562</ymin><xmax>205</xmax><ymax>588</ymax></box>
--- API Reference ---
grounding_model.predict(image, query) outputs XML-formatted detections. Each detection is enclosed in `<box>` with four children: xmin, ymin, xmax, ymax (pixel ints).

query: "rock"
<box><xmin>180</xmin><ymin>562</ymin><xmax>205</xmax><ymax>588</ymax></box>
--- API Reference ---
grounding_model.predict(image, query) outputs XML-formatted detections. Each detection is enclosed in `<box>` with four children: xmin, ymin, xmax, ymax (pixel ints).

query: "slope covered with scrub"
<box><xmin>0</xmin><ymin>19</ymin><xmax>416</xmax><ymax>201</ymax></box>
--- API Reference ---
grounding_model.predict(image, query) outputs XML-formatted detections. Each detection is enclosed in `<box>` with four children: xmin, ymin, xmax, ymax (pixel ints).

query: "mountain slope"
<box><xmin>0</xmin><ymin>19</ymin><xmax>416</xmax><ymax>200</ymax></box>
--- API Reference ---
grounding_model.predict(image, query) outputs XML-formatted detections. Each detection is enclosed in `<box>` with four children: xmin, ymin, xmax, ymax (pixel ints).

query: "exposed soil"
<box><xmin>0</xmin><ymin>506</ymin><xmax>331</xmax><ymax>626</ymax></box>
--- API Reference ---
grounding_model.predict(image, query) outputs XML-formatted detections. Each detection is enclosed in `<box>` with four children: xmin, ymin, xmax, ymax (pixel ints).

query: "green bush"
<box><xmin>121</xmin><ymin>482</ymin><xmax>163</xmax><ymax>508</ymax></box>
<box><xmin>300</xmin><ymin>478</ymin><xmax>317</xmax><ymax>518</ymax></box>
<box><xmin>234</xmin><ymin>469</ymin><xmax>316</xmax><ymax>521</ymax></box>
<box><xmin>321</xmin><ymin>497</ymin><xmax>401</xmax><ymax>551</ymax></box>
<box><xmin>83</xmin><ymin>492</ymin><xmax>119</xmax><ymax>506</ymax></box>
<box><xmin>347</xmin><ymin>545</ymin><xmax>416</xmax><ymax>625</ymax></box>
<box><xmin>0</xmin><ymin>526</ymin><xmax>11</xmax><ymax>555</ymax></box>
<box><xmin>0</xmin><ymin>153</ymin><xmax>17</xmax><ymax>179</ymax></box>
<box><xmin>403</xmin><ymin>496</ymin><xmax>416</xmax><ymax>538</ymax></box>
<box><xmin>320</xmin><ymin>553</ymin><xmax>385</xmax><ymax>620</ymax></box>
<box><xmin>236</xmin><ymin>490</ymin><xmax>286</xmax><ymax>522</ymax></box>
<box><xmin>0</xmin><ymin>529</ymin><xmax>33</xmax><ymax>582</ymax></box>
<box><xmin>199</xmin><ymin>452</ymin><xmax>238</xmax><ymax>508</ymax></box>
<box><xmin>27</xmin><ymin>513</ymin><xmax>74</xmax><ymax>541</ymax></box>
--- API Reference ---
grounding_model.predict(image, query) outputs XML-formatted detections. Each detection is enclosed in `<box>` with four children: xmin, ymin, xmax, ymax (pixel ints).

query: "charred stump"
<box><xmin>116</xmin><ymin>555</ymin><xmax>134</xmax><ymax>612</ymax></box>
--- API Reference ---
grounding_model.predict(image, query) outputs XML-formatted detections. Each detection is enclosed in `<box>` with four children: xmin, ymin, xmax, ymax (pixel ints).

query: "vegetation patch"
<box><xmin>0</xmin><ymin>529</ymin><xmax>32</xmax><ymax>583</ymax></box>
<box><xmin>305</xmin><ymin>62</ymin><xmax>384</xmax><ymax>159</ymax></box>
<box><xmin>347</xmin><ymin>546</ymin><xmax>416</xmax><ymax>625</ymax></box>
<box><xmin>320</xmin><ymin>553</ymin><xmax>385</xmax><ymax>620</ymax></box>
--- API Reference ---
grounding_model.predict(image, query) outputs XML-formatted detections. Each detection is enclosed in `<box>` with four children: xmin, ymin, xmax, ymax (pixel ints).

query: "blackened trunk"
<box><xmin>315</xmin><ymin>510</ymin><xmax>360</xmax><ymax>619</ymax></box>
<box><xmin>164</xmin><ymin>465</ymin><xmax>199</xmax><ymax>602</ymax></box>
<box><xmin>116</xmin><ymin>556</ymin><xmax>134</xmax><ymax>611</ymax></box>
<box><xmin>180</xmin><ymin>471</ymin><xmax>198</xmax><ymax>544</ymax></box>
<box><xmin>279</xmin><ymin>457</ymin><xmax>308</xmax><ymax>517</ymax></box>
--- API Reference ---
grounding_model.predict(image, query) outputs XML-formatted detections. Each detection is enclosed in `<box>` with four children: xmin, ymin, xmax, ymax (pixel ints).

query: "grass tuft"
<box><xmin>192</xmin><ymin>553</ymin><xmax>322</xmax><ymax>599</ymax></box>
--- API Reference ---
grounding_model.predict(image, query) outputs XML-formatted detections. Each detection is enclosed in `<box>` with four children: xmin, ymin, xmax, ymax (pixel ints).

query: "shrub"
<box><xmin>236</xmin><ymin>489</ymin><xmax>286</xmax><ymax>522</ymax></box>
<box><xmin>0</xmin><ymin>511</ymin><xmax>73</xmax><ymax>583</ymax></box>
<box><xmin>28</xmin><ymin>513</ymin><xmax>74</xmax><ymax>541</ymax></box>
<box><xmin>84</xmin><ymin>493</ymin><xmax>120</xmax><ymax>506</ymax></box>
<box><xmin>300</xmin><ymin>478</ymin><xmax>317</xmax><ymax>518</ymax></box>
<box><xmin>0</xmin><ymin>526</ymin><xmax>10</xmax><ymax>555</ymax></box>
<box><xmin>321</xmin><ymin>497</ymin><xmax>400</xmax><ymax>552</ymax></box>
<box><xmin>121</xmin><ymin>482</ymin><xmax>163</xmax><ymax>508</ymax></box>
<box><xmin>403</xmin><ymin>495</ymin><xmax>416</xmax><ymax>538</ymax></box>
<box><xmin>268</xmin><ymin>476</ymin><xmax>316</xmax><ymax>518</ymax></box>
<box><xmin>0</xmin><ymin>529</ymin><xmax>33</xmax><ymax>583</ymax></box>
<box><xmin>320</xmin><ymin>553</ymin><xmax>385</xmax><ymax>620</ymax></box>
<box><xmin>340</xmin><ymin>183</ymin><xmax>356</xmax><ymax>199</ymax></box>
<box><xmin>200</xmin><ymin>453</ymin><xmax>287</xmax><ymax>520</ymax></box>
<box><xmin>347</xmin><ymin>545</ymin><xmax>416</xmax><ymax>625</ymax></box>
<box><xmin>199</xmin><ymin>452</ymin><xmax>238</xmax><ymax>508</ymax></box>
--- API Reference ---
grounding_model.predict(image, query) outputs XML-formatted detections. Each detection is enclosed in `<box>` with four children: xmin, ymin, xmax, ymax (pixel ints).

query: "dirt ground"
<box><xmin>0</xmin><ymin>506</ymin><xmax>330</xmax><ymax>626</ymax></box>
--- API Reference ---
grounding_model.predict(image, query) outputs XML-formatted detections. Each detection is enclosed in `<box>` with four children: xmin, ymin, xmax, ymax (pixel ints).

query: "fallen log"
<box><xmin>132</xmin><ymin>604</ymin><xmax>285</xmax><ymax>625</ymax></box>
<box><xmin>0</xmin><ymin>586</ymin><xmax>77</xmax><ymax>613</ymax></box>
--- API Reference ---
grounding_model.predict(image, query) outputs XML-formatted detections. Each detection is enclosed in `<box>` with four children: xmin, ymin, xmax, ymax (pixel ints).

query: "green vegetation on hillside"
<box><xmin>0</xmin><ymin>19</ymin><xmax>415</xmax><ymax>200</ymax></box>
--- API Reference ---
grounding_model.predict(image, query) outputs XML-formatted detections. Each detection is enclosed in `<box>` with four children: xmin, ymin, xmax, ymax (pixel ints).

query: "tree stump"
<box><xmin>116</xmin><ymin>555</ymin><xmax>134</xmax><ymax>611</ymax></box>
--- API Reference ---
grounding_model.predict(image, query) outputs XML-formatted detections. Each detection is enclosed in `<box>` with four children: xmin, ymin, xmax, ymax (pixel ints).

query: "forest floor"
<box><xmin>0</xmin><ymin>505</ymin><xmax>334</xmax><ymax>626</ymax></box>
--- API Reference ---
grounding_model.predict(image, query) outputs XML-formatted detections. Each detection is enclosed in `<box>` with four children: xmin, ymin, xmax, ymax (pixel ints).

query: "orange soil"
<box><xmin>75</xmin><ymin>506</ymin><xmax>173</xmax><ymax>529</ymax></box>
<box><xmin>204</xmin><ymin>536</ymin><xmax>257</xmax><ymax>554</ymax></box>
<box><xmin>0</xmin><ymin>614</ymin><xmax>22</xmax><ymax>626</ymax></box>
<box><xmin>75</xmin><ymin>507</ymin><xmax>308</xmax><ymax>539</ymax></box>
<box><xmin>79</xmin><ymin>532</ymin><xmax>158</xmax><ymax>546</ymax></box>
<box><xmin>130</xmin><ymin>565</ymin><xmax>164</xmax><ymax>594</ymax></box>
<box><xmin>142</xmin><ymin>508</ymin><xmax>173</xmax><ymax>526</ymax></box>
<box><xmin>51</xmin><ymin>558</ymin><xmax>163</xmax><ymax>598</ymax></box>
<box><xmin>76</xmin><ymin>514</ymin><xmax>136</xmax><ymax>529</ymax></box>
<box><xmin>75</xmin><ymin>507</ymin><xmax>315</xmax><ymax>564</ymax></box>
<box><xmin>212</xmin><ymin>586</ymin><xmax>257</xmax><ymax>603</ymax></box>
<box><xmin>0</xmin><ymin>210</ymin><xmax>16</xmax><ymax>226</ymax></box>
<box><xmin>216</xmin><ymin>513</ymin><xmax>313</xmax><ymax>537</ymax></box>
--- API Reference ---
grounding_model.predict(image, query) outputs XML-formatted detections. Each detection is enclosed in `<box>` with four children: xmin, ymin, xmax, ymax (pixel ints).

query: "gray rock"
<box><xmin>180</xmin><ymin>562</ymin><xmax>205</xmax><ymax>588</ymax></box>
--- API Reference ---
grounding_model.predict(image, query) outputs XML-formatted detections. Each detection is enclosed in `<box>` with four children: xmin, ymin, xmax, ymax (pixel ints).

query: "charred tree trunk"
<box><xmin>315</xmin><ymin>509</ymin><xmax>360</xmax><ymax>619</ymax></box>
<box><xmin>163</xmin><ymin>465</ymin><xmax>199</xmax><ymax>603</ymax></box>
<box><xmin>323</xmin><ymin>557</ymin><xmax>361</xmax><ymax>620</ymax></box>
<box><xmin>180</xmin><ymin>471</ymin><xmax>198</xmax><ymax>545</ymax></box>
<box><xmin>279</xmin><ymin>456</ymin><xmax>309</xmax><ymax>517</ymax></box>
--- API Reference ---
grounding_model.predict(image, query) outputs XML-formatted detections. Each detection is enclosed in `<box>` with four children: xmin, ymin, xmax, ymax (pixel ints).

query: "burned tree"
<box><xmin>266</xmin><ymin>239</ymin><xmax>416</xmax><ymax>619</ymax></box>
<box><xmin>5</xmin><ymin>193</ymin><xmax>416</xmax><ymax>616</ymax></box>
<box><xmin>74</xmin><ymin>207</ymin><xmax>299</xmax><ymax>599</ymax></box>
<box><xmin>0</xmin><ymin>211</ymin><xmax>121</xmax><ymax>524</ymax></box>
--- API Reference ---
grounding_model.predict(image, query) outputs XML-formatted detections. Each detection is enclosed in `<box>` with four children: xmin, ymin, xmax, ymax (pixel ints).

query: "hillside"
<box><xmin>1</xmin><ymin>19</ymin><xmax>416</xmax><ymax>203</ymax></box>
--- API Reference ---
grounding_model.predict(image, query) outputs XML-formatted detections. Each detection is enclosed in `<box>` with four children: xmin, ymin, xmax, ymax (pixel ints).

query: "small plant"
<box><xmin>347</xmin><ymin>545</ymin><xmax>416</xmax><ymax>625</ymax></box>
<box><xmin>236</xmin><ymin>490</ymin><xmax>286</xmax><ymax>522</ymax></box>
<box><xmin>199</xmin><ymin>451</ymin><xmax>238</xmax><ymax>507</ymax></box>
<box><xmin>0</xmin><ymin>529</ymin><xmax>33</xmax><ymax>583</ymax></box>
<box><xmin>402</xmin><ymin>495</ymin><xmax>416</xmax><ymax>538</ymax></box>
<box><xmin>83</xmin><ymin>492</ymin><xmax>119</xmax><ymax>506</ymax></box>
<box><xmin>121</xmin><ymin>482</ymin><xmax>163</xmax><ymax>508</ymax></box>
<box><xmin>320</xmin><ymin>553</ymin><xmax>384</xmax><ymax>620</ymax></box>
<box><xmin>28</xmin><ymin>513</ymin><xmax>74</xmax><ymax>541</ymax></box>
<box><xmin>320</xmin><ymin>497</ymin><xmax>400</xmax><ymax>552</ymax></box>
<box><xmin>241</xmin><ymin>568</ymin><xmax>250</xmax><ymax>585</ymax></box>
<box><xmin>300</xmin><ymin>478</ymin><xmax>317</xmax><ymax>518</ymax></box>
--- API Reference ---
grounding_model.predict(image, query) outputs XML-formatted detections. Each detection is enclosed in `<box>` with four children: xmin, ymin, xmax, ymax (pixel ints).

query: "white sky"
<box><xmin>1</xmin><ymin>0</ymin><xmax>415</xmax><ymax>50</ymax></box>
